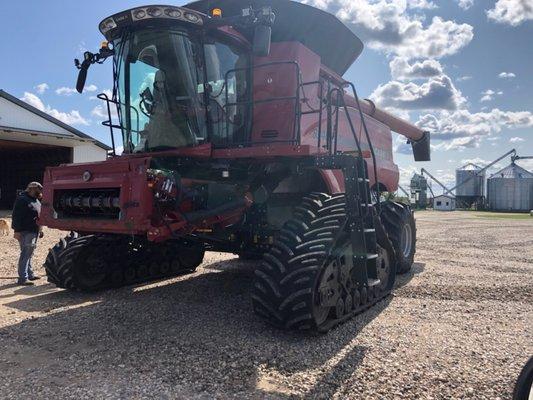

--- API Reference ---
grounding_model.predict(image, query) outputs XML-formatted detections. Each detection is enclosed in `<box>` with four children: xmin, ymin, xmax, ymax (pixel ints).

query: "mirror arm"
<box><xmin>74</xmin><ymin>46</ymin><xmax>115</xmax><ymax>93</ymax></box>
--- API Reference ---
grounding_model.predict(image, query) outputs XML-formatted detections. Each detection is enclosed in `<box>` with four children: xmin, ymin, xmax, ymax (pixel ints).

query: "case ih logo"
<box><xmin>82</xmin><ymin>171</ymin><xmax>92</xmax><ymax>182</ymax></box>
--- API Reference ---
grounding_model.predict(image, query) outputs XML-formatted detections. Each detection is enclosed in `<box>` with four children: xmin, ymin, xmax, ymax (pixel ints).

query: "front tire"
<box><xmin>380</xmin><ymin>201</ymin><xmax>416</xmax><ymax>274</ymax></box>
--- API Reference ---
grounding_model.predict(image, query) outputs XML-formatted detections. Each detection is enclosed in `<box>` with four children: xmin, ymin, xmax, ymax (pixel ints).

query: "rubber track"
<box><xmin>44</xmin><ymin>234</ymin><xmax>205</xmax><ymax>291</ymax></box>
<box><xmin>380</xmin><ymin>201</ymin><xmax>417</xmax><ymax>274</ymax></box>
<box><xmin>252</xmin><ymin>193</ymin><xmax>393</xmax><ymax>332</ymax></box>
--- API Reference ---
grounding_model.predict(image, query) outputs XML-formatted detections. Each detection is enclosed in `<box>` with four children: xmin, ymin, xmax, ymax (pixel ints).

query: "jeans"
<box><xmin>17</xmin><ymin>232</ymin><xmax>38</xmax><ymax>282</ymax></box>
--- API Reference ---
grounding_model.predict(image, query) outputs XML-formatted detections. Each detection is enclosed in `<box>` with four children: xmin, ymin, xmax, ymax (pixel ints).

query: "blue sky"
<box><xmin>1</xmin><ymin>0</ymin><xmax>532</xmax><ymax>190</ymax></box>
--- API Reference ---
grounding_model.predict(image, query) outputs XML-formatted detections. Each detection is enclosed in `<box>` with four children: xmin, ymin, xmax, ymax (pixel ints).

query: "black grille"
<box><xmin>54</xmin><ymin>188</ymin><xmax>121</xmax><ymax>219</ymax></box>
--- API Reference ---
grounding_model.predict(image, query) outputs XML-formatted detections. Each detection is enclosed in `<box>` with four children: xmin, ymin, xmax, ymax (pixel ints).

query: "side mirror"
<box><xmin>75</xmin><ymin>52</ymin><xmax>94</xmax><ymax>94</ymax></box>
<box><xmin>253</xmin><ymin>24</ymin><xmax>272</xmax><ymax>57</ymax></box>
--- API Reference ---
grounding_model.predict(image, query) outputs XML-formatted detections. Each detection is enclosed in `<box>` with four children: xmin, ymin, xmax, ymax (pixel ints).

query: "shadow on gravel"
<box><xmin>0</xmin><ymin>258</ymin><xmax>411</xmax><ymax>398</ymax></box>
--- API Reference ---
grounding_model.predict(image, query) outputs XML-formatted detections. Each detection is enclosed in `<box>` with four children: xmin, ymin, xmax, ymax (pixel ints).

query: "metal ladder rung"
<box><xmin>366</xmin><ymin>253</ymin><xmax>378</xmax><ymax>260</ymax></box>
<box><xmin>362</xmin><ymin>203</ymin><xmax>373</xmax><ymax>207</ymax></box>
<box><xmin>364</xmin><ymin>228</ymin><xmax>375</xmax><ymax>233</ymax></box>
<box><xmin>357</xmin><ymin>178</ymin><xmax>370</xmax><ymax>182</ymax></box>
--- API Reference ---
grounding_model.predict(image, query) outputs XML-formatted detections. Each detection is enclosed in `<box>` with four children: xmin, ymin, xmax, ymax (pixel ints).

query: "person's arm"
<box><xmin>11</xmin><ymin>197</ymin><xmax>23</xmax><ymax>241</ymax></box>
<box><xmin>11</xmin><ymin>197</ymin><xmax>23</xmax><ymax>232</ymax></box>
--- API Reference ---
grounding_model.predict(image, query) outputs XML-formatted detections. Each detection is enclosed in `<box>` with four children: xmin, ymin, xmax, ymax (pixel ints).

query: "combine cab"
<box><xmin>40</xmin><ymin>0</ymin><xmax>430</xmax><ymax>332</ymax></box>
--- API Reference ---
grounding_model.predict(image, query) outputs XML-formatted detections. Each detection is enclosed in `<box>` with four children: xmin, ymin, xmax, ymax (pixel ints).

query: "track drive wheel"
<box><xmin>380</xmin><ymin>201</ymin><xmax>416</xmax><ymax>274</ymax></box>
<box><xmin>252</xmin><ymin>193</ymin><xmax>355</xmax><ymax>331</ymax></box>
<box><xmin>44</xmin><ymin>232</ymin><xmax>79</xmax><ymax>286</ymax></box>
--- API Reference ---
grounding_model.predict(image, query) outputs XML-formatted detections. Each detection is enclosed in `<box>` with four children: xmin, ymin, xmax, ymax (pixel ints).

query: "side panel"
<box><xmin>303</xmin><ymin>107</ymin><xmax>400</xmax><ymax>192</ymax></box>
<box><xmin>252</xmin><ymin>42</ymin><xmax>321</xmax><ymax>145</ymax></box>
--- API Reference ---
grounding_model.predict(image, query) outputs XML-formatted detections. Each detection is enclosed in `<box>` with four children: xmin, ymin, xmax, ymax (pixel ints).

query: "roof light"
<box><xmin>99</xmin><ymin>18</ymin><xmax>117</xmax><ymax>34</ymax></box>
<box><xmin>184</xmin><ymin>12</ymin><xmax>200</xmax><ymax>23</ymax></box>
<box><xmin>133</xmin><ymin>9</ymin><xmax>146</xmax><ymax>19</ymax></box>
<box><xmin>165</xmin><ymin>8</ymin><xmax>182</xmax><ymax>18</ymax></box>
<box><xmin>147</xmin><ymin>7</ymin><xmax>162</xmax><ymax>17</ymax></box>
<box><xmin>211</xmin><ymin>8</ymin><xmax>222</xmax><ymax>18</ymax></box>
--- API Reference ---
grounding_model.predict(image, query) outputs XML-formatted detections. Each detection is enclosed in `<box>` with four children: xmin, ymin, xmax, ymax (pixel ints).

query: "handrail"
<box><xmin>97</xmin><ymin>93</ymin><xmax>140</xmax><ymax>155</ymax></box>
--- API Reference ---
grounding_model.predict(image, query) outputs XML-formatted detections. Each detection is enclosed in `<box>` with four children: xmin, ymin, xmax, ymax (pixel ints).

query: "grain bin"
<box><xmin>410</xmin><ymin>173</ymin><xmax>428</xmax><ymax>208</ymax></box>
<box><xmin>456</xmin><ymin>163</ymin><xmax>485</xmax><ymax>208</ymax></box>
<box><xmin>487</xmin><ymin>163</ymin><xmax>533</xmax><ymax>211</ymax></box>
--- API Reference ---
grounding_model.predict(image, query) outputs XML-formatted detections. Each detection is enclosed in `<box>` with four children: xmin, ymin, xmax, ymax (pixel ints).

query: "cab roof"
<box><xmin>185</xmin><ymin>0</ymin><xmax>364</xmax><ymax>76</ymax></box>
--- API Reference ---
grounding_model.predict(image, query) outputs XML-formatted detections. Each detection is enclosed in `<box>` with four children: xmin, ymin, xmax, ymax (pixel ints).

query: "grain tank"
<box><xmin>456</xmin><ymin>163</ymin><xmax>485</xmax><ymax>209</ymax></box>
<box><xmin>487</xmin><ymin>162</ymin><xmax>533</xmax><ymax>211</ymax></box>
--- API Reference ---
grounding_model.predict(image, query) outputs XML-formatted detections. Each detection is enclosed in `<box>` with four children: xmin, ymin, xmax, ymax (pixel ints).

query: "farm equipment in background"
<box><xmin>40</xmin><ymin>0</ymin><xmax>430</xmax><ymax>332</ymax></box>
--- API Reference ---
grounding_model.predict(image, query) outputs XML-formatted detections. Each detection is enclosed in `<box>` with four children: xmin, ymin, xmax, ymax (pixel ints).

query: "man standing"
<box><xmin>12</xmin><ymin>182</ymin><xmax>44</xmax><ymax>286</ymax></box>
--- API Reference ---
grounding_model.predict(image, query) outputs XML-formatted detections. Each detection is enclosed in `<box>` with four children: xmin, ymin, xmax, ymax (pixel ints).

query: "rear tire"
<box><xmin>380</xmin><ymin>201</ymin><xmax>416</xmax><ymax>274</ymax></box>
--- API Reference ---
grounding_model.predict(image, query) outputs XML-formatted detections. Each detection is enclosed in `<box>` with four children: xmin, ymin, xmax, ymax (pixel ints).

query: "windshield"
<box><xmin>114</xmin><ymin>29</ymin><xmax>249</xmax><ymax>153</ymax></box>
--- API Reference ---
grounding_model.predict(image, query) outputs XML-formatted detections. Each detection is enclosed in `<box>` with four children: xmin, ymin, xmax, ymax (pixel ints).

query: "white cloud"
<box><xmin>498</xmin><ymin>72</ymin><xmax>516</xmax><ymax>79</ymax></box>
<box><xmin>487</xmin><ymin>0</ymin><xmax>533</xmax><ymax>26</ymax></box>
<box><xmin>480</xmin><ymin>89</ymin><xmax>503</xmax><ymax>102</ymax></box>
<box><xmin>460</xmin><ymin>157</ymin><xmax>488</xmax><ymax>166</ymax></box>
<box><xmin>516</xmin><ymin>159</ymin><xmax>533</xmax><ymax>170</ymax></box>
<box><xmin>457</xmin><ymin>76</ymin><xmax>472</xmax><ymax>82</ymax></box>
<box><xmin>416</xmin><ymin>108</ymin><xmax>533</xmax><ymax>150</ymax></box>
<box><xmin>456</xmin><ymin>0</ymin><xmax>474</xmax><ymax>10</ymax></box>
<box><xmin>56</xmin><ymin>84</ymin><xmax>97</xmax><ymax>96</ymax></box>
<box><xmin>91</xmin><ymin>104</ymin><xmax>118</xmax><ymax>119</ymax></box>
<box><xmin>55</xmin><ymin>87</ymin><xmax>78</xmax><ymax>96</ymax></box>
<box><xmin>371</xmin><ymin>74</ymin><xmax>466</xmax><ymax>111</ymax></box>
<box><xmin>303</xmin><ymin>0</ymin><xmax>474</xmax><ymax>59</ymax></box>
<box><xmin>390</xmin><ymin>57</ymin><xmax>443</xmax><ymax>80</ymax></box>
<box><xmin>21</xmin><ymin>92</ymin><xmax>90</xmax><ymax>126</ymax></box>
<box><xmin>407</xmin><ymin>0</ymin><xmax>437</xmax><ymax>9</ymax></box>
<box><xmin>34</xmin><ymin>83</ymin><xmax>49</xmax><ymax>94</ymax></box>
<box><xmin>509</xmin><ymin>136</ymin><xmax>524</xmax><ymax>142</ymax></box>
<box><xmin>432</xmin><ymin>136</ymin><xmax>479</xmax><ymax>151</ymax></box>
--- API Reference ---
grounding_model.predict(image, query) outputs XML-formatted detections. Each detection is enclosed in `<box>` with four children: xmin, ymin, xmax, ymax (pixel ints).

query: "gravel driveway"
<box><xmin>0</xmin><ymin>211</ymin><xmax>531</xmax><ymax>399</ymax></box>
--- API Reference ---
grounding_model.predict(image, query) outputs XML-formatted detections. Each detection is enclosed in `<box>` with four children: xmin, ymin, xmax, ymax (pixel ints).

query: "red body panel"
<box><xmin>40</xmin><ymin>158</ymin><xmax>154</xmax><ymax>235</ymax></box>
<box><xmin>41</xmin><ymin>40</ymin><xmax>409</xmax><ymax>238</ymax></box>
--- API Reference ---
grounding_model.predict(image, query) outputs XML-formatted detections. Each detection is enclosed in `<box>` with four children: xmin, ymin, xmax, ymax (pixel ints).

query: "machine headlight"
<box><xmin>99</xmin><ymin>18</ymin><xmax>117</xmax><ymax>34</ymax></box>
<box><xmin>147</xmin><ymin>7</ymin><xmax>163</xmax><ymax>17</ymax></box>
<box><xmin>133</xmin><ymin>9</ymin><xmax>147</xmax><ymax>19</ymax></box>
<box><xmin>184</xmin><ymin>12</ymin><xmax>201</xmax><ymax>23</ymax></box>
<box><xmin>165</xmin><ymin>8</ymin><xmax>182</xmax><ymax>18</ymax></box>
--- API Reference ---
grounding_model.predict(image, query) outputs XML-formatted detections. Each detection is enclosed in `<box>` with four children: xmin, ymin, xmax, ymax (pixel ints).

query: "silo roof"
<box><xmin>489</xmin><ymin>163</ymin><xmax>533</xmax><ymax>179</ymax></box>
<box><xmin>458</xmin><ymin>162</ymin><xmax>482</xmax><ymax>171</ymax></box>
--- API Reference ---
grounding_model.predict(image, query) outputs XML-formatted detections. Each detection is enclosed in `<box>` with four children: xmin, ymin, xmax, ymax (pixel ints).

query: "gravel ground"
<box><xmin>0</xmin><ymin>211</ymin><xmax>531</xmax><ymax>399</ymax></box>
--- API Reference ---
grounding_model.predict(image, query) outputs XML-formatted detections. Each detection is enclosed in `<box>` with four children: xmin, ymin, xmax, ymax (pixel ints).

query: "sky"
<box><xmin>1</xmin><ymin>0</ymin><xmax>532</xmax><ymax>192</ymax></box>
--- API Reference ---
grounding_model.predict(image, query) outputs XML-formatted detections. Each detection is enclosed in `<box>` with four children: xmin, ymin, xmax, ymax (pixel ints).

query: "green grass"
<box><xmin>473</xmin><ymin>212</ymin><xmax>532</xmax><ymax>220</ymax></box>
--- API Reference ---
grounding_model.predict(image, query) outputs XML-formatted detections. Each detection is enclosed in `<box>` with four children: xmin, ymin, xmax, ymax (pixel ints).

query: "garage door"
<box><xmin>0</xmin><ymin>140</ymin><xmax>72</xmax><ymax>209</ymax></box>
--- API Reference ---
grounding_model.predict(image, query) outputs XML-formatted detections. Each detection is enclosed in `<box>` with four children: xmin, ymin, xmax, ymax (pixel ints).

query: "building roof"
<box><xmin>186</xmin><ymin>0</ymin><xmax>364</xmax><ymax>76</ymax></box>
<box><xmin>489</xmin><ymin>162</ymin><xmax>533</xmax><ymax>179</ymax></box>
<box><xmin>0</xmin><ymin>89</ymin><xmax>111</xmax><ymax>151</ymax></box>
<box><xmin>434</xmin><ymin>194</ymin><xmax>455</xmax><ymax>200</ymax></box>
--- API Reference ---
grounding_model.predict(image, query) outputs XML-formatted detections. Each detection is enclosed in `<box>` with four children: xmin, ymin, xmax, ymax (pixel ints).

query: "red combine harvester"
<box><xmin>40</xmin><ymin>0</ymin><xmax>430</xmax><ymax>332</ymax></box>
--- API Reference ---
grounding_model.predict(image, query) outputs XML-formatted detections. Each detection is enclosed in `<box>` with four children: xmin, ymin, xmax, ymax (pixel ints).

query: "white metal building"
<box><xmin>433</xmin><ymin>194</ymin><xmax>456</xmax><ymax>211</ymax></box>
<box><xmin>0</xmin><ymin>89</ymin><xmax>110</xmax><ymax>208</ymax></box>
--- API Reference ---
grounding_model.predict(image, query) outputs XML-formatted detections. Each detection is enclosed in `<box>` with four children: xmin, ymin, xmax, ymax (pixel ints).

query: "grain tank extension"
<box><xmin>40</xmin><ymin>0</ymin><xmax>431</xmax><ymax>332</ymax></box>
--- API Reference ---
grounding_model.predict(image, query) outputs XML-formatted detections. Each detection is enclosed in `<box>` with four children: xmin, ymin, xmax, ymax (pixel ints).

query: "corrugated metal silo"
<box><xmin>487</xmin><ymin>163</ymin><xmax>533</xmax><ymax>211</ymax></box>
<box><xmin>456</xmin><ymin>163</ymin><xmax>485</xmax><ymax>197</ymax></box>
